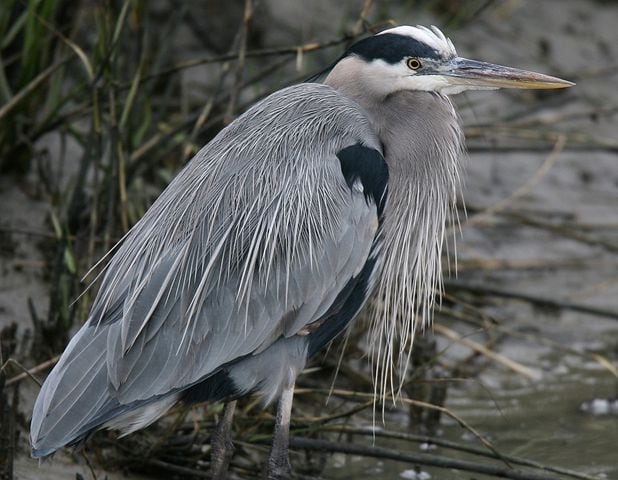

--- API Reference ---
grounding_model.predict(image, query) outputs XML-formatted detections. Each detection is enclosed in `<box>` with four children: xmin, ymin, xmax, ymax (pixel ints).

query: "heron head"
<box><xmin>327</xmin><ymin>25</ymin><xmax>574</xmax><ymax>96</ymax></box>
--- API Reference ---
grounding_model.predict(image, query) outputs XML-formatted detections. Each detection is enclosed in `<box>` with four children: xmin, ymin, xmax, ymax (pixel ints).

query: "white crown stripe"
<box><xmin>377</xmin><ymin>25</ymin><xmax>457</xmax><ymax>57</ymax></box>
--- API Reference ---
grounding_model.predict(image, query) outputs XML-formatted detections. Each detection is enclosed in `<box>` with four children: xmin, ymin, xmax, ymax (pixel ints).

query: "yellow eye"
<box><xmin>407</xmin><ymin>58</ymin><xmax>422</xmax><ymax>70</ymax></box>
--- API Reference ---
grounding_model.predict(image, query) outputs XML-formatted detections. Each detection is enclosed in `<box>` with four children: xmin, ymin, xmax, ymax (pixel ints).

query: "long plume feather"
<box><xmin>363</xmin><ymin>93</ymin><xmax>463</xmax><ymax>407</ymax></box>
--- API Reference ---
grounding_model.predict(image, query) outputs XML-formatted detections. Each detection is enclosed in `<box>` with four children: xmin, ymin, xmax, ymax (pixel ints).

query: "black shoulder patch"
<box><xmin>345</xmin><ymin>33</ymin><xmax>441</xmax><ymax>64</ymax></box>
<box><xmin>337</xmin><ymin>143</ymin><xmax>388</xmax><ymax>216</ymax></box>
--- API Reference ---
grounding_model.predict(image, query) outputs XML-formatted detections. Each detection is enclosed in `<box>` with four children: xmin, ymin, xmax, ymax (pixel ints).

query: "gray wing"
<box><xmin>31</xmin><ymin>83</ymin><xmax>384</xmax><ymax>454</ymax></box>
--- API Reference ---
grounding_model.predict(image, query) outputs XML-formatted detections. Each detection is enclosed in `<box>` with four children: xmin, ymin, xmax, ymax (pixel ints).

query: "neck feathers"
<box><xmin>327</xmin><ymin>78</ymin><xmax>464</xmax><ymax>400</ymax></box>
<box><xmin>376</xmin><ymin>91</ymin><xmax>463</xmax><ymax>400</ymax></box>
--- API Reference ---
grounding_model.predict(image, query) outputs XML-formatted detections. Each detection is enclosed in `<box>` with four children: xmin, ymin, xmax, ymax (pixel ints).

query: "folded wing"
<box><xmin>31</xmin><ymin>83</ymin><xmax>386</xmax><ymax>456</ymax></box>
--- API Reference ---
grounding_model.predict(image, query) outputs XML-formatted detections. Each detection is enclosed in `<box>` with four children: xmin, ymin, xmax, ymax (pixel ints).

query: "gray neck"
<box><xmin>326</xmin><ymin>72</ymin><xmax>463</xmax><ymax>398</ymax></box>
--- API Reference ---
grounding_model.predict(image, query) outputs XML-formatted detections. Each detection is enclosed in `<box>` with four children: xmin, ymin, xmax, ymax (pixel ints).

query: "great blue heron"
<box><xmin>30</xmin><ymin>25</ymin><xmax>572</xmax><ymax>478</ymax></box>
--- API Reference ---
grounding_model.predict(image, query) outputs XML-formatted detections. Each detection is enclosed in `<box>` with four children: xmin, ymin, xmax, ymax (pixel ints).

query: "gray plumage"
<box><xmin>30</xmin><ymin>25</ymin><xmax>572</xmax><ymax>464</ymax></box>
<box><xmin>31</xmin><ymin>83</ymin><xmax>384</xmax><ymax>455</ymax></box>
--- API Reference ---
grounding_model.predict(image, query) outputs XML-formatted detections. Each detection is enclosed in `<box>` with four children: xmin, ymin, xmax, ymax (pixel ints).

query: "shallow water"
<box><xmin>324</xmin><ymin>335</ymin><xmax>618</xmax><ymax>480</ymax></box>
<box><xmin>328</xmin><ymin>373</ymin><xmax>617</xmax><ymax>479</ymax></box>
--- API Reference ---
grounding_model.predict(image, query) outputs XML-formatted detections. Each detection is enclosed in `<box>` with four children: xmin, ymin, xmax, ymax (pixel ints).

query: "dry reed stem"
<box><xmin>433</xmin><ymin>323</ymin><xmax>541</xmax><ymax>380</ymax></box>
<box><xmin>458</xmin><ymin>133</ymin><xmax>566</xmax><ymax>231</ymax></box>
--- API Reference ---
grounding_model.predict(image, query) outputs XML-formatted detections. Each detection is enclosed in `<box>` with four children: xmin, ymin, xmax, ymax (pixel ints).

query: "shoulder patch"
<box><xmin>337</xmin><ymin>143</ymin><xmax>388</xmax><ymax>216</ymax></box>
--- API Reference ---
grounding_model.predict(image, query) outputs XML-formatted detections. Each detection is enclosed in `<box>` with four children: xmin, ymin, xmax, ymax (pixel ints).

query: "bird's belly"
<box><xmin>183</xmin><ymin>336</ymin><xmax>309</xmax><ymax>407</ymax></box>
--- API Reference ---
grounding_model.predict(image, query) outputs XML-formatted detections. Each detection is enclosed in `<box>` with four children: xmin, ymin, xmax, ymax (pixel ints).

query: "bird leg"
<box><xmin>266</xmin><ymin>383</ymin><xmax>295</xmax><ymax>479</ymax></box>
<box><xmin>209</xmin><ymin>400</ymin><xmax>237</xmax><ymax>480</ymax></box>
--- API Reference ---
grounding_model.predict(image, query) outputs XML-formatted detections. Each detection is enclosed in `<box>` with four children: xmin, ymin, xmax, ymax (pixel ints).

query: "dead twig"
<box><xmin>294</xmin><ymin>387</ymin><xmax>507</xmax><ymax>467</ymax></box>
<box><xmin>318</xmin><ymin>426</ymin><xmax>601</xmax><ymax>480</ymax></box>
<box><xmin>0</xmin><ymin>58</ymin><xmax>71</xmax><ymax>121</ymax></box>
<box><xmin>433</xmin><ymin>323</ymin><xmax>541</xmax><ymax>380</ymax></box>
<box><xmin>287</xmin><ymin>436</ymin><xmax>569</xmax><ymax>480</ymax></box>
<box><xmin>133</xmin><ymin>40</ymin><xmax>350</xmax><ymax>87</ymax></box>
<box><xmin>294</xmin><ymin>399</ymin><xmax>374</xmax><ymax>425</ymax></box>
<box><xmin>502</xmin><ymin>211</ymin><xmax>618</xmax><ymax>254</ymax></box>
<box><xmin>142</xmin><ymin>458</ymin><xmax>211</xmax><ymax>478</ymax></box>
<box><xmin>4</xmin><ymin>356</ymin><xmax>58</xmax><ymax>387</ymax></box>
<box><xmin>459</xmin><ymin>133</ymin><xmax>566</xmax><ymax>230</ymax></box>
<box><xmin>465</xmin><ymin>125</ymin><xmax>618</xmax><ymax>151</ymax></box>
<box><xmin>444</xmin><ymin>280</ymin><xmax>618</xmax><ymax>321</ymax></box>
<box><xmin>455</xmin><ymin>257</ymin><xmax>594</xmax><ymax>272</ymax></box>
<box><xmin>438</xmin><ymin>298</ymin><xmax>618</xmax><ymax>378</ymax></box>
<box><xmin>224</xmin><ymin>0</ymin><xmax>253</xmax><ymax>124</ymax></box>
<box><xmin>352</xmin><ymin>0</ymin><xmax>375</xmax><ymax>36</ymax></box>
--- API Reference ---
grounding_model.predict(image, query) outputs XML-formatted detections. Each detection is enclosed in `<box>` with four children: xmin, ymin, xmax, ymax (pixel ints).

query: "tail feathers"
<box><xmin>103</xmin><ymin>394</ymin><xmax>179</xmax><ymax>438</ymax></box>
<box><xmin>30</xmin><ymin>324</ymin><xmax>113</xmax><ymax>457</ymax></box>
<box><xmin>30</xmin><ymin>319</ymin><xmax>182</xmax><ymax>458</ymax></box>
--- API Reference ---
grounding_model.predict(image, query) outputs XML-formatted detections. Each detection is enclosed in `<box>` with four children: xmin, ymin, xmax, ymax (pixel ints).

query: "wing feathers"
<box><xmin>31</xmin><ymin>83</ymin><xmax>386</xmax><ymax>455</ymax></box>
<box><xmin>31</xmin><ymin>326</ymin><xmax>109</xmax><ymax>451</ymax></box>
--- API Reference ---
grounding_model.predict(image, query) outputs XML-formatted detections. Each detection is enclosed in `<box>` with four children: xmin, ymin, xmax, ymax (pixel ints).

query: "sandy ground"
<box><xmin>2</xmin><ymin>0</ymin><xmax>617</xmax><ymax>478</ymax></box>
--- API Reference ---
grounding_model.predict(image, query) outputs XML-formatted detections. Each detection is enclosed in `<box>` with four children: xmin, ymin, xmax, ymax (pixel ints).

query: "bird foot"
<box><xmin>265</xmin><ymin>454</ymin><xmax>293</xmax><ymax>480</ymax></box>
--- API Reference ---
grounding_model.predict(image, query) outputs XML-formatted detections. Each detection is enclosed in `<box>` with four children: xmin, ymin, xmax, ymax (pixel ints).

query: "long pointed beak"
<box><xmin>443</xmin><ymin>57</ymin><xmax>574</xmax><ymax>89</ymax></box>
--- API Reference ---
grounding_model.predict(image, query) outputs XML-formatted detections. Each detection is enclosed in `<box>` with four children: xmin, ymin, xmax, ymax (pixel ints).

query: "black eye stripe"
<box><xmin>344</xmin><ymin>33</ymin><xmax>441</xmax><ymax>64</ymax></box>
